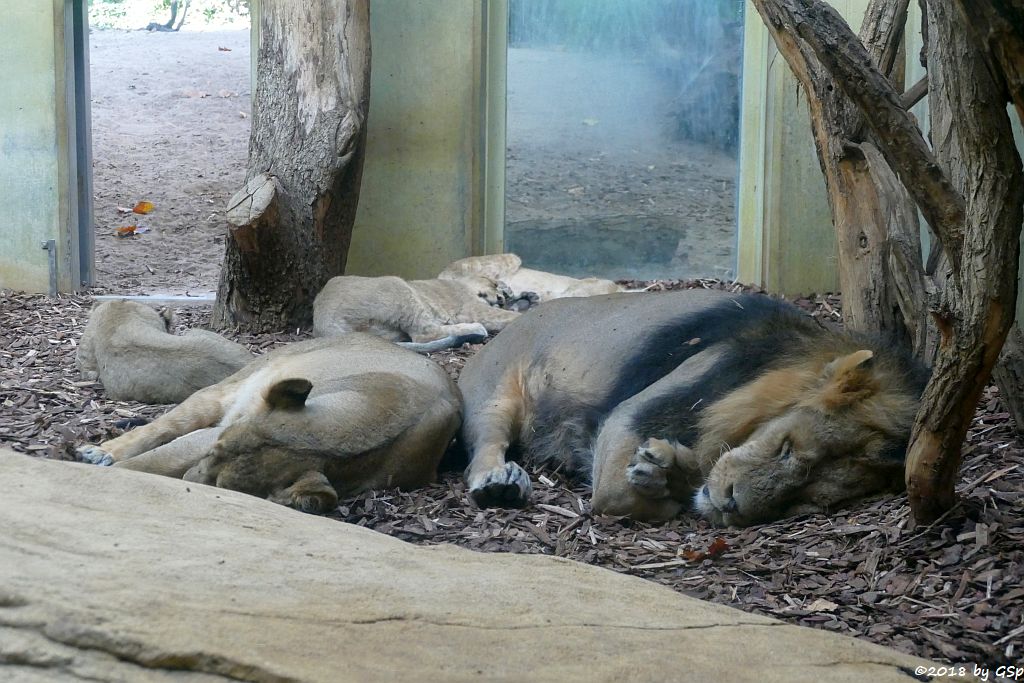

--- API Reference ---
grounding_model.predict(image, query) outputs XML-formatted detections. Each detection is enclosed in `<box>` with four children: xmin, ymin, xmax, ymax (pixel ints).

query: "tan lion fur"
<box><xmin>438</xmin><ymin>253</ymin><xmax>624</xmax><ymax>300</ymax></box>
<box><xmin>456</xmin><ymin>290</ymin><xmax>926</xmax><ymax>525</ymax></box>
<box><xmin>312</xmin><ymin>274</ymin><xmax>520</xmax><ymax>347</ymax></box>
<box><xmin>78</xmin><ymin>334</ymin><xmax>462</xmax><ymax>513</ymax></box>
<box><xmin>77</xmin><ymin>300</ymin><xmax>254</xmax><ymax>404</ymax></box>
<box><xmin>691</xmin><ymin>348</ymin><xmax>919</xmax><ymax>526</ymax></box>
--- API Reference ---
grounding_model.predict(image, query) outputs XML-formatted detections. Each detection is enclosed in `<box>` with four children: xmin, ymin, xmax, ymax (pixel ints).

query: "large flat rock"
<box><xmin>0</xmin><ymin>450</ymin><xmax>964</xmax><ymax>682</ymax></box>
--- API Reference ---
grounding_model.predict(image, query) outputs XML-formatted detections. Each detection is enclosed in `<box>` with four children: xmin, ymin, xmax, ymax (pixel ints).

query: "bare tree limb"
<box><xmin>859</xmin><ymin>0</ymin><xmax>911</xmax><ymax>77</ymax></box>
<box><xmin>752</xmin><ymin>0</ymin><xmax>967</xmax><ymax>272</ymax></box>
<box><xmin>904</xmin><ymin>0</ymin><xmax>1024</xmax><ymax>520</ymax></box>
<box><xmin>900</xmin><ymin>75</ymin><xmax>928</xmax><ymax>109</ymax></box>
<box><xmin>749</xmin><ymin>0</ymin><xmax>930</xmax><ymax>352</ymax></box>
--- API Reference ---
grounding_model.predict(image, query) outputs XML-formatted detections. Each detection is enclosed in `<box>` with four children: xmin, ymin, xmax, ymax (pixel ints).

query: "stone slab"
<box><xmin>0</xmin><ymin>450</ymin><xmax>968</xmax><ymax>682</ymax></box>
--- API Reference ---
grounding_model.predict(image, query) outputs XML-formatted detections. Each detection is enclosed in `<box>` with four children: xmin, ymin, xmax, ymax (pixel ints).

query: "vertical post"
<box><xmin>69</xmin><ymin>0</ymin><xmax>94</xmax><ymax>288</ymax></box>
<box><xmin>40</xmin><ymin>240</ymin><xmax>58</xmax><ymax>297</ymax></box>
<box><xmin>479</xmin><ymin>0</ymin><xmax>507</xmax><ymax>256</ymax></box>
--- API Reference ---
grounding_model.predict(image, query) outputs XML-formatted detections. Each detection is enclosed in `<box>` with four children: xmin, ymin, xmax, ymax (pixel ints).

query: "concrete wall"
<box><xmin>345</xmin><ymin>0</ymin><xmax>505</xmax><ymax>279</ymax></box>
<box><xmin>0</xmin><ymin>1</ymin><xmax>80</xmax><ymax>293</ymax></box>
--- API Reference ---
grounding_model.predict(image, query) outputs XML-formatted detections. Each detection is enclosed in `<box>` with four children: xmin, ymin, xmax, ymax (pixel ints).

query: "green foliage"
<box><xmin>88</xmin><ymin>0</ymin><xmax>249</xmax><ymax>30</ymax></box>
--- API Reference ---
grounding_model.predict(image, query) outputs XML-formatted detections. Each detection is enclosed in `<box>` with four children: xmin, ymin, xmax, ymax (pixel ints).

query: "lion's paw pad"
<box><xmin>77</xmin><ymin>445</ymin><xmax>114</xmax><ymax>467</ymax></box>
<box><xmin>469</xmin><ymin>462</ymin><xmax>533</xmax><ymax>508</ymax></box>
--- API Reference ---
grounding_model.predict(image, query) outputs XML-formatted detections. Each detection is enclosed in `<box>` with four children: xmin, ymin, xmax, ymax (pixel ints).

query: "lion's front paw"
<box><xmin>269</xmin><ymin>472</ymin><xmax>339</xmax><ymax>515</ymax></box>
<box><xmin>77</xmin><ymin>445</ymin><xmax>114</xmax><ymax>467</ymax></box>
<box><xmin>508</xmin><ymin>291</ymin><xmax>540</xmax><ymax>312</ymax></box>
<box><xmin>626</xmin><ymin>439</ymin><xmax>677</xmax><ymax>498</ymax></box>
<box><xmin>468</xmin><ymin>462</ymin><xmax>533</xmax><ymax>508</ymax></box>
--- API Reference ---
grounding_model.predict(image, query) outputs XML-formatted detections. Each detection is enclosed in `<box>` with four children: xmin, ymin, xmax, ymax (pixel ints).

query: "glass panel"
<box><xmin>505</xmin><ymin>0</ymin><xmax>744</xmax><ymax>280</ymax></box>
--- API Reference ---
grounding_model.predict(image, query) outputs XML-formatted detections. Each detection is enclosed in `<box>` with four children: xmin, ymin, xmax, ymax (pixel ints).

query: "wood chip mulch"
<box><xmin>2</xmin><ymin>283</ymin><xmax>1022</xmax><ymax>669</ymax></box>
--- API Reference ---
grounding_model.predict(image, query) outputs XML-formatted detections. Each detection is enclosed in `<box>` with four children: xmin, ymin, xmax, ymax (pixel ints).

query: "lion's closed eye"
<box><xmin>779</xmin><ymin>439</ymin><xmax>793</xmax><ymax>461</ymax></box>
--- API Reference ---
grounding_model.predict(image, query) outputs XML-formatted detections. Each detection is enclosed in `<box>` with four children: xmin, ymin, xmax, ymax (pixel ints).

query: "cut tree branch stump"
<box><xmin>212</xmin><ymin>0</ymin><xmax>371</xmax><ymax>332</ymax></box>
<box><xmin>226</xmin><ymin>173</ymin><xmax>280</xmax><ymax>228</ymax></box>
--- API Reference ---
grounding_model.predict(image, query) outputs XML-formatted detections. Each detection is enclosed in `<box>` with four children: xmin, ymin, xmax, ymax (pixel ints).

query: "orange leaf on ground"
<box><xmin>132</xmin><ymin>201</ymin><xmax>155</xmax><ymax>214</ymax></box>
<box><xmin>115</xmin><ymin>226</ymin><xmax>137</xmax><ymax>237</ymax></box>
<box><xmin>706</xmin><ymin>536</ymin><xmax>730</xmax><ymax>558</ymax></box>
<box><xmin>679</xmin><ymin>537</ymin><xmax>730</xmax><ymax>563</ymax></box>
<box><xmin>679</xmin><ymin>548</ymin><xmax>705</xmax><ymax>562</ymax></box>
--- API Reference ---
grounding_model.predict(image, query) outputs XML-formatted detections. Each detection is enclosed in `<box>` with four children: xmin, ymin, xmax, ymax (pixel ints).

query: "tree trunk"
<box><xmin>993</xmin><ymin>327</ymin><xmax>1024</xmax><ymax>431</ymax></box>
<box><xmin>173</xmin><ymin>0</ymin><xmax>190</xmax><ymax>32</ymax></box>
<box><xmin>164</xmin><ymin>2</ymin><xmax>178</xmax><ymax>30</ymax></box>
<box><xmin>750</xmin><ymin>0</ymin><xmax>1024</xmax><ymax>523</ymax></box>
<box><xmin>953</xmin><ymin>0</ymin><xmax>1024</xmax><ymax>433</ymax></box>
<box><xmin>212</xmin><ymin>0</ymin><xmax>371</xmax><ymax>331</ymax></box>
<box><xmin>907</xmin><ymin>0</ymin><xmax>1024</xmax><ymax>519</ymax></box>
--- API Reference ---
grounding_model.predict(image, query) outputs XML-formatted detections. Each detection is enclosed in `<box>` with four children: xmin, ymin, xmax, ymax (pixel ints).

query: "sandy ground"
<box><xmin>89</xmin><ymin>28</ymin><xmax>251</xmax><ymax>296</ymax></box>
<box><xmin>506</xmin><ymin>48</ymin><xmax>737</xmax><ymax>281</ymax></box>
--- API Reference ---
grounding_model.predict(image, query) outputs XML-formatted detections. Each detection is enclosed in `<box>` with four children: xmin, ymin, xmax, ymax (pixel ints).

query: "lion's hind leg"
<box><xmin>460</xmin><ymin>301</ymin><xmax>520</xmax><ymax>335</ymax></box>
<box><xmin>399</xmin><ymin>322</ymin><xmax>488</xmax><ymax>352</ymax></box>
<box><xmin>408</xmin><ymin>322</ymin><xmax>488</xmax><ymax>344</ymax></box>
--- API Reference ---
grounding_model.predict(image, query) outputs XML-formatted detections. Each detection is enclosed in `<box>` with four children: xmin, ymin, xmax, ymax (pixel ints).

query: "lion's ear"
<box><xmin>265</xmin><ymin>378</ymin><xmax>313</xmax><ymax>410</ymax></box>
<box><xmin>820</xmin><ymin>350</ymin><xmax>876</xmax><ymax>409</ymax></box>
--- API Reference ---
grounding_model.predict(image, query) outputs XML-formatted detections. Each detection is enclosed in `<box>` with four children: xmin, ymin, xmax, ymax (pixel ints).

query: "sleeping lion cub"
<box><xmin>77</xmin><ymin>300</ymin><xmax>254</xmax><ymax>404</ymax></box>
<box><xmin>438</xmin><ymin>253</ymin><xmax>625</xmax><ymax>300</ymax></box>
<box><xmin>313</xmin><ymin>254</ymin><xmax>626</xmax><ymax>351</ymax></box>
<box><xmin>312</xmin><ymin>274</ymin><xmax>520</xmax><ymax>352</ymax></box>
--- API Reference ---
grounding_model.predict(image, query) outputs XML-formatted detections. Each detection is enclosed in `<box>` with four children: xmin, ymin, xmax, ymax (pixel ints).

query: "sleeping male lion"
<box><xmin>78</xmin><ymin>334</ymin><xmax>462</xmax><ymax>513</ymax></box>
<box><xmin>458</xmin><ymin>289</ymin><xmax>929</xmax><ymax>525</ymax></box>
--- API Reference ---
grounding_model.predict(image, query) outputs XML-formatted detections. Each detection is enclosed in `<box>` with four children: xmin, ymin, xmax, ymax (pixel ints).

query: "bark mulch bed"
<box><xmin>1</xmin><ymin>284</ymin><xmax>1022</xmax><ymax>671</ymax></box>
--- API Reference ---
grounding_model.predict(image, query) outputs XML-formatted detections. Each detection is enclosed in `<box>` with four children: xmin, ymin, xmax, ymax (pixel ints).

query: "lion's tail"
<box><xmin>398</xmin><ymin>332</ymin><xmax>488</xmax><ymax>354</ymax></box>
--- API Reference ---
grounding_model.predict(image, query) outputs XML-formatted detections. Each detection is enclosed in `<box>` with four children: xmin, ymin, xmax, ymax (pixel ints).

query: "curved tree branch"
<box><xmin>751</xmin><ymin>0</ymin><xmax>967</xmax><ymax>272</ymax></box>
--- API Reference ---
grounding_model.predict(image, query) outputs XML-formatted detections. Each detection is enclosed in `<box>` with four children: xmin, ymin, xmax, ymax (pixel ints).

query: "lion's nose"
<box><xmin>721</xmin><ymin>484</ymin><xmax>738</xmax><ymax>513</ymax></box>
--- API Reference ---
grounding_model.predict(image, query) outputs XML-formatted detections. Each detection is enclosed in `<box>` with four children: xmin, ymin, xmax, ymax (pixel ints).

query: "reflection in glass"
<box><xmin>505</xmin><ymin>0</ymin><xmax>743</xmax><ymax>281</ymax></box>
